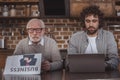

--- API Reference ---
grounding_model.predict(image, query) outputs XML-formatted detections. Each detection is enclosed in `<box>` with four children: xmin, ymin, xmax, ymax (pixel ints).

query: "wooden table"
<box><xmin>65</xmin><ymin>70</ymin><xmax>120</xmax><ymax>80</ymax></box>
<box><xmin>1</xmin><ymin>69</ymin><xmax>120</xmax><ymax>80</ymax></box>
<box><xmin>0</xmin><ymin>49</ymin><xmax>14</xmax><ymax>69</ymax></box>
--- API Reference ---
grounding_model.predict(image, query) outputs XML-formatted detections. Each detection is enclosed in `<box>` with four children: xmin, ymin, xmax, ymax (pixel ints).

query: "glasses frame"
<box><xmin>27</xmin><ymin>28</ymin><xmax>43</xmax><ymax>33</ymax></box>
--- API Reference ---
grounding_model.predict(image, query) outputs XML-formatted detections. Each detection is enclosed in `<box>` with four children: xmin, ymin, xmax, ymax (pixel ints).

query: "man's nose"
<box><xmin>89</xmin><ymin>21</ymin><xmax>93</xmax><ymax>26</ymax></box>
<box><xmin>33</xmin><ymin>30</ymin><xmax>37</xmax><ymax>34</ymax></box>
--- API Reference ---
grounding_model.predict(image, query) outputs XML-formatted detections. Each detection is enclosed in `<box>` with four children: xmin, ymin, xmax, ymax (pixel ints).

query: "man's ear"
<box><xmin>43</xmin><ymin>28</ymin><xmax>45</xmax><ymax>31</ymax></box>
<box><xmin>42</xmin><ymin>28</ymin><xmax>46</xmax><ymax>34</ymax></box>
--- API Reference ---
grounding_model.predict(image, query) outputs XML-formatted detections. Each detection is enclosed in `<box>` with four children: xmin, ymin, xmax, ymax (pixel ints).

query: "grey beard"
<box><xmin>29</xmin><ymin>36</ymin><xmax>41</xmax><ymax>43</ymax></box>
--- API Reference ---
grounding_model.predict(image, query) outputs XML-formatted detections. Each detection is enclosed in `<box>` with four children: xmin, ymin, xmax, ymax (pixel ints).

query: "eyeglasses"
<box><xmin>27</xmin><ymin>28</ymin><xmax>43</xmax><ymax>33</ymax></box>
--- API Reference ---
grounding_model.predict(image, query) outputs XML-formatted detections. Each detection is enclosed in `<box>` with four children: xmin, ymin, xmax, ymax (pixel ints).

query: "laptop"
<box><xmin>68</xmin><ymin>54</ymin><xmax>105</xmax><ymax>73</ymax></box>
<box><xmin>4</xmin><ymin>74</ymin><xmax>41</xmax><ymax>80</ymax></box>
<box><xmin>4</xmin><ymin>53</ymin><xmax>42</xmax><ymax>75</ymax></box>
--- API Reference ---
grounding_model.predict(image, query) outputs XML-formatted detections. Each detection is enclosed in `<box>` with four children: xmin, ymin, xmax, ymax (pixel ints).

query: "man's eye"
<box><xmin>92</xmin><ymin>20</ymin><xmax>98</xmax><ymax>23</ymax></box>
<box><xmin>85</xmin><ymin>20</ymin><xmax>90</xmax><ymax>23</ymax></box>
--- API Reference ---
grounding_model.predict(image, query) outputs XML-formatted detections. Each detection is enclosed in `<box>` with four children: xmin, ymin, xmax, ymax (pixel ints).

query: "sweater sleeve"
<box><xmin>51</xmin><ymin>40</ymin><xmax>63</xmax><ymax>71</ymax></box>
<box><xmin>105</xmin><ymin>32</ymin><xmax>119</xmax><ymax>70</ymax></box>
<box><xmin>46</xmin><ymin>38</ymin><xmax>63</xmax><ymax>71</ymax></box>
<box><xmin>68</xmin><ymin>35</ymin><xmax>78</xmax><ymax>54</ymax></box>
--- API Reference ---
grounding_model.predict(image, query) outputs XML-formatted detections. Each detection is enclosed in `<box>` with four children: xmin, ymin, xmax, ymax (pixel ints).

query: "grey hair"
<box><xmin>26</xmin><ymin>18</ymin><xmax>45</xmax><ymax>29</ymax></box>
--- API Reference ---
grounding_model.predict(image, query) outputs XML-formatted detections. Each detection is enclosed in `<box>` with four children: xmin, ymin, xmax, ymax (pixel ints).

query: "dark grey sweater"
<box><xmin>14</xmin><ymin>36</ymin><xmax>62</xmax><ymax>71</ymax></box>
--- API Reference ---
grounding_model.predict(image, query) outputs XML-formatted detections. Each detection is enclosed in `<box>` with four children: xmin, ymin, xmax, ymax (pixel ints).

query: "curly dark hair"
<box><xmin>80</xmin><ymin>5</ymin><xmax>104</xmax><ymax>28</ymax></box>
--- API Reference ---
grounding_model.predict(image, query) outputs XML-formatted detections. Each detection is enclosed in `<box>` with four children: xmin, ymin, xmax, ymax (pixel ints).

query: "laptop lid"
<box><xmin>68</xmin><ymin>54</ymin><xmax>105</xmax><ymax>73</ymax></box>
<box><xmin>4</xmin><ymin>53</ymin><xmax>42</xmax><ymax>75</ymax></box>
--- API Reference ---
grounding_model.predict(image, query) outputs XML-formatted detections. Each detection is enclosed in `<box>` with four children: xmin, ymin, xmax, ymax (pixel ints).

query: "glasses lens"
<box><xmin>28</xmin><ymin>28</ymin><xmax>43</xmax><ymax>33</ymax></box>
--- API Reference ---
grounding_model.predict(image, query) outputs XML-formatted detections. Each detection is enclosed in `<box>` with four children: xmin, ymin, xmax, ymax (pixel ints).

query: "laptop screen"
<box><xmin>68</xmin><ymin>54</ymin><xmax>105</xmax><ymax>73</ymax></box>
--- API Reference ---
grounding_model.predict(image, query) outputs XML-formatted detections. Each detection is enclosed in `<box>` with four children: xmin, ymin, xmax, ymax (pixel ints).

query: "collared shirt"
<box><xmin>28</xmin><ymin>37</ymin><xmax>44</xmax><ymax>46</ymax></box>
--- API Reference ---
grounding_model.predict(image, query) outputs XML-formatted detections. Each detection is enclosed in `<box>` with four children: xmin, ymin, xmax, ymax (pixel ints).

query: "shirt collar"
<box><xmin>28</xmin><ymin>37</ymin><xmax>44</xmax><ymax>46</ymax></box>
